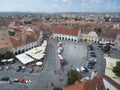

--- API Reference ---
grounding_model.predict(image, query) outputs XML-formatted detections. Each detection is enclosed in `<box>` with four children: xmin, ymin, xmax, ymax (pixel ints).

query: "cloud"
<box><xmin>0</xmin><ymin>0</ymin><xmax>120</xmax><ymax>12</ymax></box>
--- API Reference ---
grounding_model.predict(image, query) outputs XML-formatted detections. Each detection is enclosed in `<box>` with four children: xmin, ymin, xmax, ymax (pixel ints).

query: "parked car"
<box><xmin>80</xmin><ymin>66</ymin><xmax>89</xmax><ymax>73</ymax></box>
<box><xmin>90</xmin><ymin>54</ymin><xmax>96</xmax><ymax>57</ymax></box>
<box><xmin>13</xmin><ymin>79</ymin><xmax>19</xmax><ymax>83</ymax></box>
<box><xmin>1</xmin><ymin>76</ymin><xmax>10</xmax><ymax>81</ymax></box>
<box><xmin>0</xmin><ymin>66</ymin><xmax>4</xmax><ymax>71</ymax></box>
<box><xmin>29</xmin><ymin>67</ymin><xmax>34</xmax><ymax>73</ymax></box>
<box><xmin>19</xmin><ymin>79</ymin><xmax>26</xmax><ymax>83</ymax></box>
<box><xmin>5</xmin><ymin>66</ymin><xmax>11</xmax><ymax>71</ymax></box>
<box><xmin>21</xmin><ymin>66</ymin><xmax>26</xmax><ymax>73</ymax></box>
<box><xmin>16</xmin><ymin>66</ymin><xmax>22</xmax><ymax>72</ymax></box>
<box><xmin>87</xmin><ymin>62</ymin><xmax>96</xmax><ymax>69</ymax></box>
<box><xmin>89</xmin><ymin>52</ymin><xmax>95</xmax><ymax>55</ymax></box>
<box><xmin>26</xmin><ymin>80</ymin><xmax>32</xmax><ymax>84</ymax></box>
<box><xmin>88</xmin><ymin>58</ymin><xmax>97</xmax><ymax>62</ymax></box>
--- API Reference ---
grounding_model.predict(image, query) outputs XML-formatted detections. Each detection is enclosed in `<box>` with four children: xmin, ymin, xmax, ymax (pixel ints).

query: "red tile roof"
<box><xmin>10</xmin><ymin>37</ymin><xmax>21</xmax><ymax>47</ymax></box>
<box><xmin>63</xmin><ymin>75</ymin><xmax>105</xmax><ymax>90</ymax></box>
<box><xmin>52</xmin><ymin>27</ymin><xmax>79</xmax><ymax>36</ymax></box>
<box><xmin>8</xmin><ymin>22</ymin><xmax>20</xmax><ymax>29</ymax></box>
<box><xmin>0</xmin><ymin>30</ymin><xmax>12</xmax><ymax>49</ymax></box>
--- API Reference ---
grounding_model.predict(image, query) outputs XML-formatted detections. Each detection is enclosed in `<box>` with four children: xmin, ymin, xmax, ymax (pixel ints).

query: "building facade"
<box><xmin>52</xmin><ymin>27</ymin><xmax>81</xmax><ymax>43</ymax></box>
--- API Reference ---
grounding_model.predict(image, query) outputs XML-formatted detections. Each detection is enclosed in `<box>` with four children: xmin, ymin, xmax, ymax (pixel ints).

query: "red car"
<box><xmin>19</xmin><ymin>79</ymin><xmax>26</xmax><ymax>83</ymax></box>
<box><xmin>102</xmin><ymin>51</ymin><xmax>109</xmax><ymax>54</ymax></box>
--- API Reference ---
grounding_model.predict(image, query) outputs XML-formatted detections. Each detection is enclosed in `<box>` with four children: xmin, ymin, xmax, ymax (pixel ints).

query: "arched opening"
<box><xmin>22</xmin><ymin>50</ymin><xmax>24</xmax><ymax>53</ymax></box>
<box><xmin>15</xmin><ymin>52</ymin><xmax>17</xmax><ymax>55</ymax></box>
<box><xmin>85</xmin><ymin>39</ymin><xmax>87</xmax><ymax>42</ymax></box>
<box><xmin>18</xmin><ymin>50</ymin><xmax>21</xmax><ymax>54</ymax></box>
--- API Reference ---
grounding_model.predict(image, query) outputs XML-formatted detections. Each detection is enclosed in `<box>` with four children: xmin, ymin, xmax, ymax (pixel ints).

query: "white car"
<box><xmin>75</xmin><ymin>68</ymin><xmax>80</xmax><ymax>72</ymax></box>
<box><xmin>88</xmin><ymin>58</ymin><xmax>97</xmax><ymax>62</ymax></box>
<box><xmin>26</xmin><ymin>80</ymin><xmax>32</xmax><ymax>84</ymax></box>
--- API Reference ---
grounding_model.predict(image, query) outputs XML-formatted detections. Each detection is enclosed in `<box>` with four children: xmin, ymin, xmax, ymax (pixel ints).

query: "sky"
<box><xmin>0</xmin><ymin>0</ymin><xmax>120</xmax><ymax>12</ymax></box>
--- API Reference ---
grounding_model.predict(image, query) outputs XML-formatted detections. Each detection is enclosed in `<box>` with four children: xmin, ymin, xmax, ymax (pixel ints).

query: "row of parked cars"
<box><xmin>0</xmin><ymin>65</ymin><xmax>34</xmax><ymax>73</ymax></box>
<box><xmin>57</xmin><ymin>42</ymin><xmax>67</xmax><ymax>66</ymax></box>
<box><xmin>87</xmin><ymin>45</ymin><xmax>97</xmax><ymax>69</ymax></box>
<box><xmin>0</xmin><ymin>76</ymin><xmax>32</xmax><ymax>84</ymax></box>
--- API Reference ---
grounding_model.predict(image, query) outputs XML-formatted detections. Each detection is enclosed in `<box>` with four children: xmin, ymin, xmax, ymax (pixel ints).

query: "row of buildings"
<box><xmin>52</xmin><ymin>26</ymin><xmax>120</xmax><ymax>50</ymax></box>
<box><xmin>1</xmin><ymin>21</ymin><xmax>120</xmax><ymax>56</ymax></box>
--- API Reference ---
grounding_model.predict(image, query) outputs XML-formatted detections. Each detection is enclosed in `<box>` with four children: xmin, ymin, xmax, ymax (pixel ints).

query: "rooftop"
<box><xmin>52</xmin><ymin>27</ymin><xmax>79</xmax><ymax>36</ymax></box>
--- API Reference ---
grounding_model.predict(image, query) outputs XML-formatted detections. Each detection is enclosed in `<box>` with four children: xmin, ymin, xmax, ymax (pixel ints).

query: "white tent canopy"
<box><xmin>16</xmin><ymin>53</ymin><xmax>34</xmax><ymax>65</ymax></box>
<box><xmin>25</xmin><ymin>46</ymin><xmax>45</xmax><ymax>60</ymax></box>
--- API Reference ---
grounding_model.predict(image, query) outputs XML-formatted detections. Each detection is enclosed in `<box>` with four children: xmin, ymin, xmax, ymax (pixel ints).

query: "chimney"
<box><xmin>91</xmin><ymin>70</ymin><xmax>98</xmax><ymax>79</ymax></box>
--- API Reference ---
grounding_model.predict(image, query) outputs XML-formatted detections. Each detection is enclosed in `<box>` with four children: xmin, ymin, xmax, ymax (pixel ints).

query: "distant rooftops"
<box><xmin>0</xmin><ymin>30</ymin><xmax>12</xmax><ymax>49</ymax></box>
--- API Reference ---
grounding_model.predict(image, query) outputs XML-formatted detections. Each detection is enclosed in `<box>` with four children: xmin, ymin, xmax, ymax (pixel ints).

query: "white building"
<box><xmin>52</xmin><ymin>27</ymin><xmax>81</xmax><ymax>43</ymax></box>
<box><xmin>9</xmin><ymin>22</ymin><xmax>43</xmax><ymax>55</ymax></box>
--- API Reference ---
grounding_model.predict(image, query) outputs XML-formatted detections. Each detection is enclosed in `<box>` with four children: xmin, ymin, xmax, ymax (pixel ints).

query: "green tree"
<box><xmin>8</xmin><ymin>31</ymin><xmax>15</xmax><ymax>36</ymax></box>
<box><xmin>67</xmin><ymin>69</ymin><xmax>83</xmax><ymax>85</ymax></box>
<box><xmin>95</xmin><ymin>28</ymin><xmax>102</xmax><ymax>36</ymax></box>
<box><xmin>3</xmin><ymin>51</ymin><xmax>13</xmax><ymax>59</ymax></box>
<box><xmin>104</xmin><ymin>44</ymin><xmax>111</xmax><ymax>52</ymax></box>
<box><xmin>113</xmin><ymin>61</ymin><xmax>120</xmax><ymax>77</ymax></box>
<box><xmin>24</xmin><ymin>19</ymin><xmax>32</xmax><ymax>24</ymax></box>
<box><xmin>104</xmin><ymin>17</ymin><xmax>110</xmax><ymax>22</ymax></box>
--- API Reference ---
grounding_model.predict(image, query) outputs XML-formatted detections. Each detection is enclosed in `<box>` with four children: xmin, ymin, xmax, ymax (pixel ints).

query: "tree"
<box><xmin>95</xmin><ymin>28</ymin><xmax>102</xmax><ymax>36</ymax></box>
<box><xmin>104</xmin><ymin>44</ymin><xmax>111</xmax><ymax>52</ymax></box>
<box><xmin>8</xmin><ymin>31</ymin><xmax>15</xmax><ymax>36</ymax></box>
<box><xmin>113</xmin><ymin>61</ymin><xmax>120</xmax><ymax>77</ymax></box>
<box><xmin>3</xmin><ymin>51</ymin><xmax>13</xmax><ymax>59</ymax></box>
<box><xmin>104</xmin><ymin>17</ymin><xmax>110</xmax><ymax>22</ymax></box>
<box><xmin>24</xmin><ymin>19</ymin><xmax>32</xmax><ymax>24</ymax></box>
<box><xmin>67</xmin><ymin>69</ymin><xmax>83</xmax><ymax>85</ymax></box>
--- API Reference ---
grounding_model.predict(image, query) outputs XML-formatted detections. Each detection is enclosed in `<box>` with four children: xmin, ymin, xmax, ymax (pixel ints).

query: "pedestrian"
<box><xmin>54</xmin><ymin>70</ymin><xmax>56</xmax><ymax>74</ymax></box>
<box><xmin>51</xmin><ymin>83</ymin><xmax>54</xmax><ymax>87</ymax></box>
